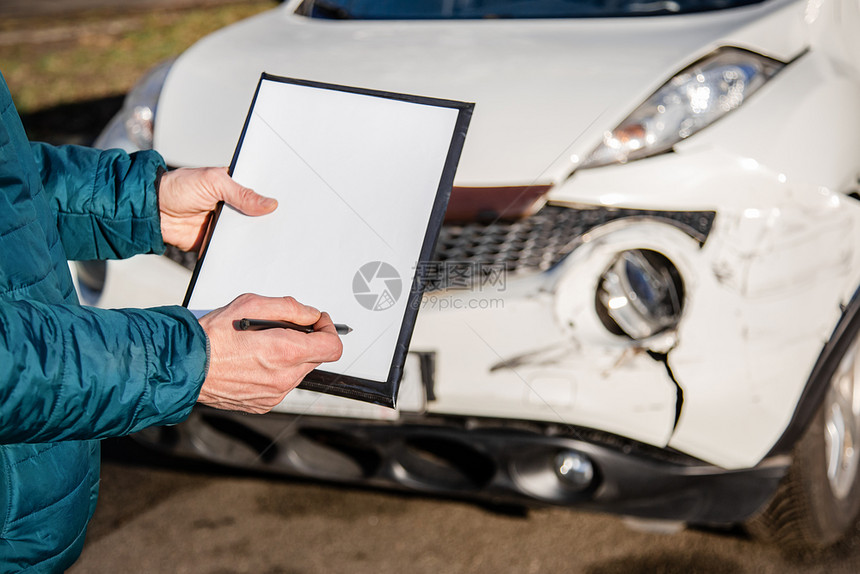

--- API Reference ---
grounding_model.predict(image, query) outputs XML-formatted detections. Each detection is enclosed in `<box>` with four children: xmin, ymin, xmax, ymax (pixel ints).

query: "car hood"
<box><xmin>155</xmin><ymin>0</ymin><xmax>808</xmax><ymax>186</ymax></box>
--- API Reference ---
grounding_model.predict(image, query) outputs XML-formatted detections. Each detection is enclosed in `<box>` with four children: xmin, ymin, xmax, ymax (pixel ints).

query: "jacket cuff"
<box><xmin>151</xmin><ymin>165</ymin><xmax>168</xmax><ymax>255</ymax></box>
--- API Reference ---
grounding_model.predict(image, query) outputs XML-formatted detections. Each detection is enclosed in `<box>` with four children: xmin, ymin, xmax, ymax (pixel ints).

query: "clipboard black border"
<box><xmin>183</xmin><ymin>72</ymin><xmax>473</xmax><ymax>408</ymax></box>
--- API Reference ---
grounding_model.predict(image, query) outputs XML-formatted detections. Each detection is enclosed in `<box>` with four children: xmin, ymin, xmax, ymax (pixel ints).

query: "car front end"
<box><xmin>88</xmin><ymin>0</ymin><xmax>860</xmax><ymax>546</ymax></box>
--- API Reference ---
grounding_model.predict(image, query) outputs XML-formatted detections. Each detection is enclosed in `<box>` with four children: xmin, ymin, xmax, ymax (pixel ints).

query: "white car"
<box><xmin>87</xmin><ymin>0</ymin><xmax>860</xmax><ymax>552</ymax></box>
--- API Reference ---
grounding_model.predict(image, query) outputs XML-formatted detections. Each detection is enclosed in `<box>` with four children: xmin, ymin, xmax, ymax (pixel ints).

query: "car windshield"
<box><xmin>298</xmin><ymin>0</ymin><xmax>766</xmax><ymax>19</ymax></box>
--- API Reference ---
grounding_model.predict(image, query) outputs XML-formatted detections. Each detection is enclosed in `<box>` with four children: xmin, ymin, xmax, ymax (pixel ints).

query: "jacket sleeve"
<box><xmin>29</xmin><ymin>142</ymin><xmax>167</xmax><ymax>261</ymax></box>
<box><xmin>0</xmin><ymin>300</ymin><xmax>208</xmax><ymax>444</ymax></box>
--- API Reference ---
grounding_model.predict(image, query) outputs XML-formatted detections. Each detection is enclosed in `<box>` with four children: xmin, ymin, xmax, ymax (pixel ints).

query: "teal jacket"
<box><xmin>0</xmin><ymin>74</ymin><xmax>208</xmax><ymax>571</ymax></box>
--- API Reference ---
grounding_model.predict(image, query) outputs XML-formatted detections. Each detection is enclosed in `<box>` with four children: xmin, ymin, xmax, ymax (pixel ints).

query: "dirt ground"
<box><xmin>61</xmin><ymin>437</ymin><xmax>860</xmax><ymax>574</ymax></box>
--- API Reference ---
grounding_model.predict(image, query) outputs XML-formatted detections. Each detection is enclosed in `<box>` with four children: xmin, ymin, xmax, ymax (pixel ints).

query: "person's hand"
<box><xmin>197</xmin><ymin>294</ymin><xmax>344</xmax><ymax>413</ymax></box>
<box><xmin>158</xmin><ymin>167</ymin><xmax>277</xmax><ymax>252</ymax></box>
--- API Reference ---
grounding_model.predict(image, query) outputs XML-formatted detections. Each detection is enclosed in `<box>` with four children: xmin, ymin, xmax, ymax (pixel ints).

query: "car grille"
<box><xmin>164</xmin><ymin>244</ymin><xmax>199</xmax><ymax>270</ymax></box>
<box><xmin>427</xmin><ymin>205</ymin><xmax>714</xmax><ymax>290</ymax></box>
<box><xmin>165</xmin><ymin>205</ymin><xmax>715</xmax><ymax>290</ymax></box>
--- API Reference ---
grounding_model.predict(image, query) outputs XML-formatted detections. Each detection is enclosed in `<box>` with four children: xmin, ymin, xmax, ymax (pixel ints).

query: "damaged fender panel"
<box><xmin>668</xmin><ymin>185</ymin><xmax>860</xmax><ymax>469</ymax></box>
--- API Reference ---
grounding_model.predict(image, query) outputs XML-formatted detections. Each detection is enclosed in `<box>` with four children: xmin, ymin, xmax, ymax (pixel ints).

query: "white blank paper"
<box><xmin>185</xmin><ymin>75</ymin><xmax>470</xmax><ymax>400</ymax></box>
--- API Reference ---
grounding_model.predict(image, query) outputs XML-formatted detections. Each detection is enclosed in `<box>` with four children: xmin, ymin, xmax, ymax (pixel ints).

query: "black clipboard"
<box><xmin>183</xmin><ymin>73</ymin><xmax>473</xmax><ymax>407</ymax></box>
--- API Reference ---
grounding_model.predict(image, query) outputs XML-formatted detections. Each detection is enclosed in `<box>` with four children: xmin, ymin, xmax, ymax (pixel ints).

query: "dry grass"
<box><xmin>0</xmin><ymin>2</ymin><xmax>276</xmax><ymax>115</ymax></box>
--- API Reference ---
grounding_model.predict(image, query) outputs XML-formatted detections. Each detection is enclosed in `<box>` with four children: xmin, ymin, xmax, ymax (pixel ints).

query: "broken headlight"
<box><xmin>596</xmin><ymin>249</ymin><xmax>684</xmax><ymax>340</ymax></box>
<box><xmin>581</xmin><ymin>47</ymin><xmax>784</xmax><ymax>169</ymax></box>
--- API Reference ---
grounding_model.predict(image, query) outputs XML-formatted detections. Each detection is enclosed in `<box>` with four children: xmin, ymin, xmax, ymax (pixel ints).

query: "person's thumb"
<box><xmin>217</xmin><ymin>170</ymin><xmax>277</xmax><ymax>216</ymax></box>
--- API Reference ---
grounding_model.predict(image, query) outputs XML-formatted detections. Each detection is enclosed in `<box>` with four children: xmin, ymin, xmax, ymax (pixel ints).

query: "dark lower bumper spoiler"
<box><xmin>138</xmin><ymin>407</ymin><xmax>787</xmax><ymax>525</ymax></box>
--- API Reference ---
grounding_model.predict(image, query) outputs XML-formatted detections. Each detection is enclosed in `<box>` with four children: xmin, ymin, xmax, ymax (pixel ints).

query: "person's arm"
<box><xmin>29</xmin><ymin>142</ymin><xmax>167</xmax><ymax>260</ymax></box>
<box><xmin>0</xmin><ymin>294</ymin><xmax>342</xmax><ymax>444</ymax></box>
<box><xmin>30</xmin><ymin>144</ymin><xmax>279</xmax><ymax>258</ymax></box>
<box><xmin>3</xmin><ymin>148</ymin><xmax>340</xmax><ymax>441</ymax></box>
<box><xmin>0</xmin><ymin>299</ymin><xmax>206</xmax><ymax>444</ymax></box>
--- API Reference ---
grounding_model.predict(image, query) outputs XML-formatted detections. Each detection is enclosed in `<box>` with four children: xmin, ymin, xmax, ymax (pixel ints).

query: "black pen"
<box><xmin>238</xmin><ymin>318</ymin><xmax>352</xmax><ymax>335</ymax></box>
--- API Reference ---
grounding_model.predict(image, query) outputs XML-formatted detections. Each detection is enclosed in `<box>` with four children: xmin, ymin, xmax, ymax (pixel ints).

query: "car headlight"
<box><xmin>581</xmin><ymin>47</ymin><xmax>784</xmax><ymax>169</ymax></box>
<box><xmin>595</xmin><ymin>249</ymin><xmax>684</xmax><ymax>340</ymax></box>
<box><xmin>94</xmin><ymin>58</ymin><xmax>174</xmax><ymax>151</ymax></box>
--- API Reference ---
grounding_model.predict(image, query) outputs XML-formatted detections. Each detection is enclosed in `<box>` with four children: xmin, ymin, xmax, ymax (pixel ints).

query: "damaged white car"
<box><xmin>85</xmin><ymin>0</ymin><xmax>860</xmax><ymax>553</ymax></box>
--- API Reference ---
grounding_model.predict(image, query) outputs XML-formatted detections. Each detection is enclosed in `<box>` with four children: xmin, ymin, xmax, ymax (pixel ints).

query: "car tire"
<box><xmin>747</xmin><ymin>328</ymin><xmax>860</xmax><ymax>554</ymax></box>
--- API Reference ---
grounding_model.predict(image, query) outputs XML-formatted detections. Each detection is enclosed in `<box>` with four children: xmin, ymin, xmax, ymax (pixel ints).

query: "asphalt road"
<box><xmin>63</xmin><ymin>438</ymin><xmax>860</xmax><ymax>574</ymax></box>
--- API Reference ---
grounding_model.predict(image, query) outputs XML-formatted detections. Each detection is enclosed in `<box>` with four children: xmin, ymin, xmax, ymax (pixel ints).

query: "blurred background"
<box><xmin>3</xmin><ymin>2</ymin><xmax>860</xmax><ymax>572</ymax></box>
<box><xmin>0</xmin><ymin>0</ymin><xmax>275</xmax><ymax>145</ymax></box>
